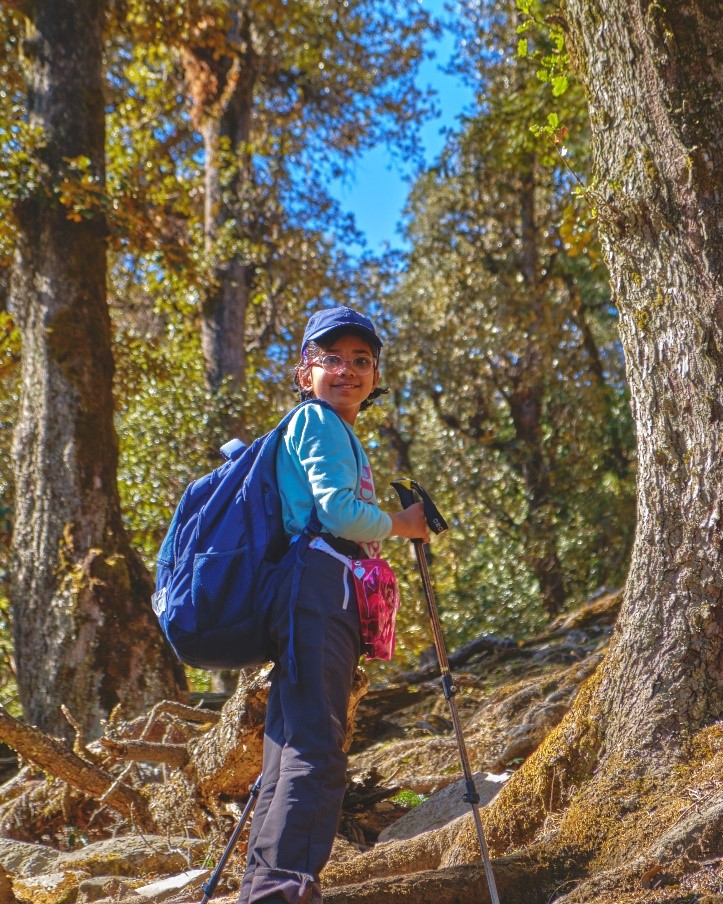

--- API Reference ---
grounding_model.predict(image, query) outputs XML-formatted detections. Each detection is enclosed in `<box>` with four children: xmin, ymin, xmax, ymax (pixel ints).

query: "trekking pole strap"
<box><xmin>390</xmin><ymin>478</ymin><xmax>448</xmax><ymax>536</ymax></box>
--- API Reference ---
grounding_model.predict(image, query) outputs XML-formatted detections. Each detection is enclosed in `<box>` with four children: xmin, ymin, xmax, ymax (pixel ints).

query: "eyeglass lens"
<box><xmin>319</xmin><ymin>354</ymin><xmax>373</xmax><ymax>374</ymax></box>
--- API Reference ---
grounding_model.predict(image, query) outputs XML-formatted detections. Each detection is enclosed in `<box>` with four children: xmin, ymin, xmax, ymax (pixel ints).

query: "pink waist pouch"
<box><xmin>351</xmin><ymin>558</ymin><xmax>400</xmax><ymax>660</ymax></box>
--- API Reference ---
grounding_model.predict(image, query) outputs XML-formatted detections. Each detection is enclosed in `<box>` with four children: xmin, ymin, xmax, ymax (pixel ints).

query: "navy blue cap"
<box><xmin>302</xmin><ymin>306</ymin><xmax>382</xmax><ymax>353</ymax></box>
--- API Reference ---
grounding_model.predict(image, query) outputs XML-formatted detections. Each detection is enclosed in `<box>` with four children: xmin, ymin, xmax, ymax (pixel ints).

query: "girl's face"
<box><xmin>299</xmin><ymin>332</ymin><xmax>380</xmax><ymax>425</ymax></box>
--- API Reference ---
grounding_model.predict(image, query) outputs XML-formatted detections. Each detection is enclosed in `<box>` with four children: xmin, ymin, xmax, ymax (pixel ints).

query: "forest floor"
<box><xmin>0</xmin><ymin>588</ymin><xmax>720</xmax><ymax>904</ymax></box>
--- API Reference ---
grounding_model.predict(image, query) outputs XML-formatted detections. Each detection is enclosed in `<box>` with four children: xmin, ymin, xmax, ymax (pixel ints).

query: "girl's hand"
<box><xmin>389</xmin><ymin>502</ymin><xmax>430</xmax><ymax>543</ymax></box>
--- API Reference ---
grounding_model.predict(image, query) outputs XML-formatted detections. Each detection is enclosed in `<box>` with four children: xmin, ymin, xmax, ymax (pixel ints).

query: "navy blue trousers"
<box><xmin>238</xmin><ymin>547</ymin><xmax>360</xmax><ymax>904</ymax></box>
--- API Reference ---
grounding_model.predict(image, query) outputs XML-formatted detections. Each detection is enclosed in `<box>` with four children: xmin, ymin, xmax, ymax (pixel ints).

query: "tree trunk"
<box><xmin>474</xmin><ymin>0</ymin><xmax>723</xmax><ymax>872</ymax></box>
<box><xmin>182</xmin><ymin>15</ymin><xmax>257</xmax><ymax>400</ymax></box>
<box><xmin>513</xmin><ymin>162</ymin><xmax>566</xmax><ymax>616</ymax></box>
<box><xmin>9</xmin><ymin>0</ymin><xmax>186</xmax><ymax>740</ymax></box>
<box><xmin>563</xmin><ymin>0</ymin><xmax>722</xmax><ymax>756</ymax></box>
<box><xmin>200</xmin><ymin>110</ymin><xmax>253</xmax><ymax>396</ymax></box>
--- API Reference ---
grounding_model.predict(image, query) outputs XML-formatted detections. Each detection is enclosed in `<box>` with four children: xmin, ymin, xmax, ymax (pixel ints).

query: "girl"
<box><xmin>238</xmin><ymin>306</ymin><xmax>428</xmax><ymax>904</ymax></box>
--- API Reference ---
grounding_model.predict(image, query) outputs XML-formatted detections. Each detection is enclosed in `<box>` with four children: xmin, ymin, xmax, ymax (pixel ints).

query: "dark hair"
<box><xmin>293</xmin><ymin>338</ymin><xmax>389</xmax><ymax>411</ymax></box>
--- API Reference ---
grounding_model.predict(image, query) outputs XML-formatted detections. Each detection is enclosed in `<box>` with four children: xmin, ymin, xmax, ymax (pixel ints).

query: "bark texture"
<box><xmin>9</xmin><ymin>0</ymin><xmax>186</xmax><ymax>740</ymax></box>
<box><xmin>183</xmin><ymin>11</ymin><xmax>257</xmax><ymax>398</ymax></box>
<box><xmin>514</xmin><ymin>159</ymin><xmax>566</xmax><ymax>616</ymax></box>
<box><xmin>563</xmin><ymin>0</ymin><xmax>723</xmax><ymax>758</ymax></box>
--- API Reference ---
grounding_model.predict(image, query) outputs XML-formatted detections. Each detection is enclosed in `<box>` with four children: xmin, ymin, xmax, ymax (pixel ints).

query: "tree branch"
<box><xmin>100</xmin><ymin>737</ymin><xmax>190</xmax><ymax>768</ymax></box>
<box><xmin>144</xmin><ymin>700</ymin><xmax>221</xmax><ymax>726</ymax></box>
<box><xmin>0</xmin><ymin>707</ymin><xmax>154</xmax><ymax>831</ymax></box>
<box><xmin>395</xmin><ymin>634</ymin><xmax>523</xmax><ymax>686</ymax></box>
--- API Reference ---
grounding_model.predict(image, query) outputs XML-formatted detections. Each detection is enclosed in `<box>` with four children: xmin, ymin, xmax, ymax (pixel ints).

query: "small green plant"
<box><xmin>390</xmin><ymin>789</ymin><xmax>427</xmax><ymax>809</ymax></box>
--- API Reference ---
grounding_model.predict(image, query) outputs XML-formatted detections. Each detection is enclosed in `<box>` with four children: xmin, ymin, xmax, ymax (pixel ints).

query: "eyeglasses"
<box><xmin>311</xmin><ymin>354</ymin><xmax>375</xmax><ymax>375</ymax></box>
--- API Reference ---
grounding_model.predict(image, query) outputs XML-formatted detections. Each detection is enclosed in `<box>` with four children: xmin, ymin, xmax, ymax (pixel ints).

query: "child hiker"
<box><xmin>237</xmin><ymin>306</ymin><xmax>429</xmax><ymax>904</ymax></box>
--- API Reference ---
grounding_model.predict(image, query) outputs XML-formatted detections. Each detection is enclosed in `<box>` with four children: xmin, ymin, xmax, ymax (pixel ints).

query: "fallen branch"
<box><xmin>0</xmin><ymin>706</ymin><xmax>155</xmax><ymax>831</ymax></box>
<box><xmin>141</xmin><ymin>700</ymin><xmax>221</xmax><ymax>726</ymax></box>
<box><xmin>397</xmin><ymin>634</ymin><xmax>523</xmax><ymax>685</ymax></box>
<box><xmin>100</xmin><ymin>737</ymin><xmax>189</xmax><ymax>768</ymax></box>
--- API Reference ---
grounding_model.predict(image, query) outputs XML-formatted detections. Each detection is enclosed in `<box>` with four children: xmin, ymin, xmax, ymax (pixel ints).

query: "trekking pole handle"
<box><xmin>391</xmin><ymin>478</ymin><xmax>449</xmax><ymax>536</ymax></box>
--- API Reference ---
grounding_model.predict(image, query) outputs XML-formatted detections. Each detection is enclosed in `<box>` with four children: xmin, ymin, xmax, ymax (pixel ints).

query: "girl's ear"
<box><xmin>298</xmin><ymin>365</ymin><xmax>314</xmax><ymax>393</ymax></box>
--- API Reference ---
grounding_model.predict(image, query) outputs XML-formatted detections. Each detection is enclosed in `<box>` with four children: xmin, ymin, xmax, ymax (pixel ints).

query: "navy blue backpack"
<box><xmin>152</xmin><ymin>399</ymin><xmax>331</xmax><ymax>670</ymax></box>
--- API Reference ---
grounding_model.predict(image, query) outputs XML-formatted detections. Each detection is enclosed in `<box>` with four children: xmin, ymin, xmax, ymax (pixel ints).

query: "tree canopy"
<box><xmin>0</xmin><ymin>0</ymin><xmax>638</xmax><ymax>709</ymax></box>
<box><xmin>0</xmin><ymin>0</ymin><xmax>720</xmax><ymax>901</ymax></box>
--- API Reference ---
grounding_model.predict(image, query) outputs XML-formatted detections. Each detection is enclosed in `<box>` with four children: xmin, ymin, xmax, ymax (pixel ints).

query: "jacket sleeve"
<box><xmin>288</xmin><ymin>405</ymin><xmax>393</xmax><ymax>542</ymax></box>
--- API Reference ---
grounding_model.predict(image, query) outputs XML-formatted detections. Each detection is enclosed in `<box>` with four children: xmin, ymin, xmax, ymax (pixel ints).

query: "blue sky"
<box><xmin>330</xmin><ymin>1</ymin><xmax>474</xmax><ymax>253</ymax></box>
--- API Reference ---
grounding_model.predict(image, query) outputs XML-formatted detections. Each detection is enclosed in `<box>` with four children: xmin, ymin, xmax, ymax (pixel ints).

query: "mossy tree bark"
<box><xmin>487</xmin><ymin>0</ymin><xmax>723</xmax><ymax>865</ymax></box>
<box><xmin>9</xmin><ymin>0</ymin><xmax>186</xmax><ymax>741</ymax></box>
<box><xmin>480</xmin><ymin>0</ymin><xmax>723</xmax><ymax>878</ymax></box>
<box><xmin>561</xmin><ymin>0</ymin><xmax>722</xmax><ymax>755</ymax></box>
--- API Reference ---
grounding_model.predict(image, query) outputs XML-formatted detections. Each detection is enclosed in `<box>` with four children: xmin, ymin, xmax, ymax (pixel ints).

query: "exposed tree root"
<box><xmin>480</xmin><ymin>667</ymin><xmax>605</xmax><ymax>857</ymax></box>
<box><xmin>321</xmin><ymin>765</ymin><xmax>722</xmax><ymax>904</ymax></box>
<box><xmin>0</xmin><ymin>665</ymin><xmax>371</xmax><ymax>842</ymax></box>
<box><xmin>323</xmin><ymin>667</ymin><xmax>606</xmax><ymax>887</ymax></box>
<box><xmin>324</xmin><ymin>847</ymin><xmax>586</xmax><ymax>904</ymax></box>
<box><xmin>323</xmin><ymin>661</ymin><xmax>721</xmax><ymax>903</ymax></box>
<box><xmin>0</xmin><ymin>588</ymin><xmax>716</xmax><ymax>904</ymax></box>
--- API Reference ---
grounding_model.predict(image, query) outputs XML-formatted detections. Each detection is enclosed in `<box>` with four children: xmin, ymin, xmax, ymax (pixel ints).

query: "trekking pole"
<box><xmin>391</xmin><ymin>479</ymin><xmax>501</xmax><ymax>904</ymax></box>
<box><xmin>199</xmin><ymin>773</ymin><xmax>262</xmax><ymax>904</ymax></box>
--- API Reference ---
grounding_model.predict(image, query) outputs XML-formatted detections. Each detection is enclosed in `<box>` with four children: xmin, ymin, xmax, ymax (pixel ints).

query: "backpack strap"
<box><xmin>287</xmin><ymin>507</ymin><xmax>323</xmax><ymax>684</ymax></box>
<box><xmin>278</xmin><ymin>400</ymin><xmax>352</xmax><ymax>684</ymax></box>
<box><xmin>219</xmin><ymin>438</ymin><xmax>246</xmax><ymax>461</ymax></box>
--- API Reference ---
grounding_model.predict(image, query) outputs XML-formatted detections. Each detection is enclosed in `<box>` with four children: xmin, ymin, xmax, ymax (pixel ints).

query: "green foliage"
<box><xmin>1</xmin><ymin>0</ymin><xmax>636</xmax><ymax>692</ymax></box>
<box><xmin>376</xmin><ymin>0</ymin><xmax>635</xmax><ymax>647</ymax></box>
<box><xmin>390</xmin><ymin>789</ymin><xmax>427</xmax><ymax>808</ymax></box>
<box><xmin>113</xmin><ymin>301</ymin><xmax>287</xmax><ymax>565</ymax></box>
<box><xmin>516</xmin><ymin>0</ymin><xmax>569</xmax><ymax>96</ymax></box>
<box><xmin>103</xmin><ymin>0</ymin><xmax>434</xmax><ymax>380</ymax></box>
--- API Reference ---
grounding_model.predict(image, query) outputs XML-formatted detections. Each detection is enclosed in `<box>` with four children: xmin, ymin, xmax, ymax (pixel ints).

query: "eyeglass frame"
<box><xmin>308</xmin><ymin>352</ymin><xmax>377</xmax><ymax>376</ymax></box>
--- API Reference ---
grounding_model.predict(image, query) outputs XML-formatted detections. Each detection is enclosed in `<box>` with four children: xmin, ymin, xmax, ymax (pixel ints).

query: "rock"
<box><xmin>0</xmin><ymin>839</ymin><xmax>61</xmax><ymax>877</ymax></box>
<box><xmin>0</xmin><ymin>835</ymin><xmax>205</xmax><ymax>904</ymax></box>
<box><xmin>76</xmin><ymin>877</ymin><xmax>137</xmax><ymax>903</ymax></box>
<box><xmin>377</xmin><ymin>772</ymin><xmax>509</xmax><ymax>842</ymax></box>
<box><xmin>0</xmin><ymin>864</ymin><xmax>18</xmax><ymax>904</ymax></box>
<box><xmin>134</xmin><ymin>868</ymin><xmax>210</xmax><ymax>900</ymax></box>
<box><xmin>57</xmin><ymin>834</ymin><xmax>203</xmax><ymax>878</ymax></box>
<box><xmin>13</xmin><ymin>869</ymin><xmax>87</xmax><ymax>904</ymax></box>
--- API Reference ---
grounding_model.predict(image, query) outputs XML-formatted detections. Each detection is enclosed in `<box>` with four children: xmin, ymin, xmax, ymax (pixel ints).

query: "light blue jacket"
<box><xmin>276</xmin><ymin>403</ymin><xmax>392</xmax><ymax>555</ymax></box>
